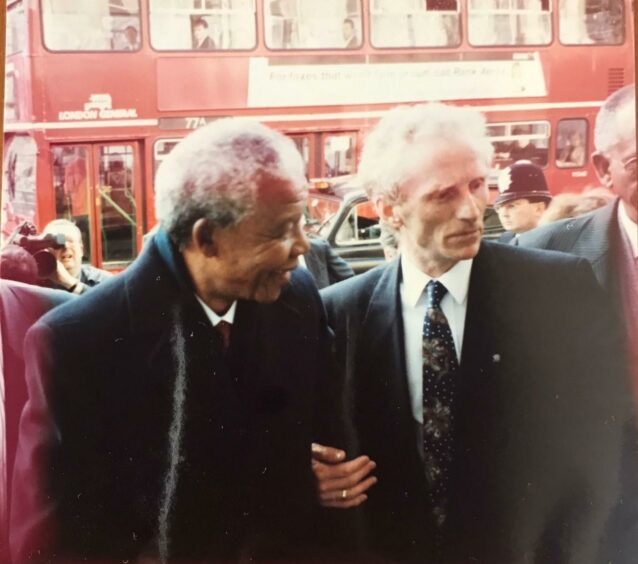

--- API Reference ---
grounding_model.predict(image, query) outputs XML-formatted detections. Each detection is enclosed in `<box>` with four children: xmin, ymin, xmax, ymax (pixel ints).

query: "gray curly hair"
<box><xmin>155</xmin><ymin>118</ymin><xmax>306</xmax><ymax>248</ymax></box>
<box><xmin>594</xmin><ymin>84</ymin><xmax>635</xmax><ymax>154</ymax></box>
<box><xmin>358</xmin><ymin>103</ymin><xmax>494</xmax><ymax>204</ymax></box>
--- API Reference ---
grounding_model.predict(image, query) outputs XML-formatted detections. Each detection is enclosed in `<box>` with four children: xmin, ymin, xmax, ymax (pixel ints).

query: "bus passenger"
<box><xmin>192</xmin><ymin>17</ymin><xmax>215</xmax><ymax>50</ymax></box>
<box><xmin>312</xmin><ymin>102</ymin><xmax>633</xmax><ymax>563</ymax></box>
<box><xmin>342</xmin><ymin>18</ymin><xmax>359</xmax><ymax>49</ymax></box>
<box><xmin>10</xmin><ymin>119</ymin><xmax>349</xmax><ymax>564</ymax></box>
<box><xmin>557</xmin><ymin>130</ymin><xmax>586</xmax><ymax>167</ymax></box>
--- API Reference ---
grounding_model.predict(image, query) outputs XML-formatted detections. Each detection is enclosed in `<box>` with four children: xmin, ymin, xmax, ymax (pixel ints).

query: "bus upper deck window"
<box><xmin>265</xmin><ymin>0</ymin><xmax>362</xmax><ymax>50</ymax></box>
<box><xmin>559</xmin><ymin>0</ymin><xmax>624</xmax><ymax>44</ymax></box>
<box><xmin>41</xmin><ymin>0</ymin><xmax>141</xmax><ymax>51</ymax></box>
<box><xmin>488</xmin><ymin>121</ymin><xmax>550</xmax><ymax>170</ymax></box>
<box><xmin>468</xmin><ymin>0</ymin><xmax>552</xmax><ymax>46</ymax></box>
<box><xmin>370</xmin><ymin>0</ymin><xmax>461</xmax><ymax>48</ymax></box>
<box><xmin>150</xmin><ymin>0</ymin><xmax>256</xmax><ymax>50</ymax></box>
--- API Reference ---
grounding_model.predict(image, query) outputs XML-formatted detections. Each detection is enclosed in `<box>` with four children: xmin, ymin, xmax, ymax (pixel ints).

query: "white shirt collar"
<box><xmin>401</xmin><ymin>253</ymin><xmax>473</xmax><ymax>307</ymax></box>
<box><xmin>195</xmin><ymin>296</ymin><xmax>237</xmax><ymax>327</ymax></box>
<box><xmin>618</xmin><ymin>200</ymin><xmax>638</xmax><ymax>258</ymax></box>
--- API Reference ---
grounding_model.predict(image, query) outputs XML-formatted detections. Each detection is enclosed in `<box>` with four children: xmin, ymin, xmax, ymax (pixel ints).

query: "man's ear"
<box><xmin>191</xmin><ymin>218</ymin><xmax>218</xmax><ymax>257</ymax></box>
<box><xmin>374</xmin><ymin>195</ymin><xmax>403</xmax><ymax>231</ymax></box>
<box><xmin>592</xmin><ymin>152</ymin><xmax>613</xmax><ymax>189</ymax></box>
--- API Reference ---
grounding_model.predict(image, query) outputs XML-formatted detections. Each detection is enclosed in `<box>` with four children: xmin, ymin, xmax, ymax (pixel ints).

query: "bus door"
<box><xmin>51</xmin><ymin>142</ymin><xmax>144</xmax><ymax>270</ymax></box>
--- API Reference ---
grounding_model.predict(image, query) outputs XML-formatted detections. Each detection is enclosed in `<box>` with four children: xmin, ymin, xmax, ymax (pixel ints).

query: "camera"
<box><xmin>8</xmin><ymin>221</ymin><xmax>66</xmax><ymax>278</ymax></box>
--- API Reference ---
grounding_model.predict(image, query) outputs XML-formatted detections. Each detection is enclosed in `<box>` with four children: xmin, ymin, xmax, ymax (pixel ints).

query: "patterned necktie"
<box><xmin>422</xmin><ymin>280</ymin><xmax>459</xmax><ymax>528</ymax></box>
<box><xmin>214</xmin><ymin>320</ymin><xmax>232</xmax><ymax>353</ymax></box>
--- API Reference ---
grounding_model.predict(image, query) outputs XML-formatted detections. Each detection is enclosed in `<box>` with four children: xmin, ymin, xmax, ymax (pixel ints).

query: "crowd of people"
<box><xmin>1</xmin><ymin>84</ymin><xmax>636</xmax><ymax>563</ymax></box>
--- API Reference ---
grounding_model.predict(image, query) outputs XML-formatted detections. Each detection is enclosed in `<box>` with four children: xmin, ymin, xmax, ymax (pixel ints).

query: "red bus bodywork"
<box><xmin>3</xmin><ymin>0</ymin><xmax>634</xmax><ymax>269</ymax></box>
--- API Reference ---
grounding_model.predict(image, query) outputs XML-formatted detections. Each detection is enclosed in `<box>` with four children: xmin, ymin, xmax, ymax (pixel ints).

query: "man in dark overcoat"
<box><xmin>10</xmin><ymin>119</ymin><xmax>343</xmax><ymax>563</ymax></box>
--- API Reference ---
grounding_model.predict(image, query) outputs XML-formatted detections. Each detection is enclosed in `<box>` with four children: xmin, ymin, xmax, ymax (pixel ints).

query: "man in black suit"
<box><xmin>1</xmin><ymin>281</ymin><xmax>72</xmax><ymax>564</ymax></box>
<box><xmin>313</xmin><ymin>103</ymin><xmax>634</xmax><ymax>562</ymax></box>
<box><xmin>520</xmin><ymin>84</ymin><xmax>637</xmax><ymax>396</ymax></box>
<box><xmin>302</xmin><ymin>237</ymin><xmax>354</xmax><ymax>289</ymax></box>
<box><xmin>10</xmin><ymin>120</ymin><xmax>343</xmax><ymax>563</ymax></box>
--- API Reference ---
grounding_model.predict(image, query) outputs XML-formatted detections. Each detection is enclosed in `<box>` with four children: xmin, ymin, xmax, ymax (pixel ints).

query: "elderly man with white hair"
<box><xmin>42</xmin><ymin>219</ymin><xmax>112</xmax><ymax>294</ymax></box>
<box><xmin>313</xmin><ymin>102</ymin><xmax>634</xmax><ymax>563</ymax></box>
<box><xmin>10</xmin><ymin>119</ymin><xmax>345</xmax><ymax>563</ymax></box>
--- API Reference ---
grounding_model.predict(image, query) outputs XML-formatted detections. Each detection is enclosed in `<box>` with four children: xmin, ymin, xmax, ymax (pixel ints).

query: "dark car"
<box><xmin>306</xmin><ymin>176</ymin><xmax>504</xmax><ymax>274</ymax></box>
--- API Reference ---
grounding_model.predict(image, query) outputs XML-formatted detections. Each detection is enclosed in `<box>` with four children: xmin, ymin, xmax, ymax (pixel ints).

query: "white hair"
<box><xmin>42</xmin><ymin>218</ymin><xmax>82</xmax><ymax>240</ymax></box>
<box><xmin>594</xmin><ymin>84</ymin><xmax>635</xmax><ymax>154</ymax></box>
<box><xmin>155</xmin><ymin>118</ymin><xmax>306</xmax><ymax>247</ymax></box>
<box><xmin>358</xmin><ymin>103</ymin><xmax>494</xmax><ymax>203</ymax></box>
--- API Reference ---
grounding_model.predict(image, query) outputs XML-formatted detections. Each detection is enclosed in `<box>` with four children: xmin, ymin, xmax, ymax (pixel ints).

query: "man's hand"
<box><xmin>47</xmin><ymin>260</ymin><xmax>80</xmax><ymax>292</ymax></box>
<box><xmin>312</xmin><ymin>443</ymin><xmax>377</xmax><ymax>509</ymax></box>
<box><xmin>47</xmin><ymin>259</ymin><xmax>76</xmax><ymax>286</ymax></box>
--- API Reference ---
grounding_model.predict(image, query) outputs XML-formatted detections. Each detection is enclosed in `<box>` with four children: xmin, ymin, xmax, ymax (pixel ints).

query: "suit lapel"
<box><xmin>566</xmin><ymin>201</ymin><xmax>617</xmax><ymax>290</ymax></box>
<box><xmin>358</xmin><ymin>260</ymin><xmax>415</xmax><ymax>441</ymax></box>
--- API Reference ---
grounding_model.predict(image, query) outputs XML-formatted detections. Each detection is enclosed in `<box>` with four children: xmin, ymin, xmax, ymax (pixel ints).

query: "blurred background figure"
<box><xmin>192</xmin><ymin>17</ymin><xmax>215</xmax><ymax>49</ymax></box>
<box><xmin>494</xmin><ymin>161</ymin><xmax>552</xmax><ymax>244</ymax></box>
<box><xmin>539</xmin><ymin>187</ymin><xmax>615</xmax><ymax>225</ymax></box>
<box><xmin>0</xmin><ymin>246</ymin><xmax>38</xmax><ymax>286</ymax></box>
<box><xmin>1</xmin><ymin>280</ymin><xmax>72</xmax><ymax>564</ymax></box>
<box><xmin>122</xmin><ymin>25</ymin><xmax>140</xmax><ymax>50</ymax></box>
<box><xmin>300</xmin><ymin>236</ymin><xmax>354</xmax><ymax>289</ymax></box>
<box><xmin>557</xmin><ymin>130</ymin><xmax>586</xmax><ymax>167</ymax></box>
<box><xmin>41</xmin><ymin>219</ymin><xmax>112</xmax><ymax>294</ymax></box>
<box><xmin>342</xmin><ymin>18</ymin><xmax>359</xmax><ymax>48</ymax></box>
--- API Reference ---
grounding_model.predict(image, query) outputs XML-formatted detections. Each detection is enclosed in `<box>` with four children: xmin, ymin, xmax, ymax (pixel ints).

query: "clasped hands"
<box><xmin>311</xmin><ymin>443</ymin><xmax>377</xmax><ymax>508</ymax></box>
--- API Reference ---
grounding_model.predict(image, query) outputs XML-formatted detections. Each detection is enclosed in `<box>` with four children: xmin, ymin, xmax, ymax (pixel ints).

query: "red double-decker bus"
<box><xmin>3</xmin><ymin>0</ymin><xmax>634</xmax><ymax>270</ymax></box>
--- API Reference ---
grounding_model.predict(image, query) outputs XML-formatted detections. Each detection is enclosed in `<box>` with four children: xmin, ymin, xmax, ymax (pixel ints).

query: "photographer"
<box><xmin>42</xmin><ymin>219</ymin><xmax>112</xmax><ymax>294</ymax></box>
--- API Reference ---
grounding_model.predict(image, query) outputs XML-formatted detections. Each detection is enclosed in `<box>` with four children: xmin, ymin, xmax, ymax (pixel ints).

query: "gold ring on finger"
<box><xmin>341</xmin><ymin>489</ymin><xmax>347</xmax><ymax>500</ymax></box>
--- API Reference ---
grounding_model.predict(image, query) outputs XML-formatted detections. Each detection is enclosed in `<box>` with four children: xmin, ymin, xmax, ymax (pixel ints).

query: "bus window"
<box><xmin>41</xmin><ymin>0</ymin><xmax>141</xmax><ymax>51</ymax></box>
<box><xmin>370</xmin><ymin>0</ymin><xmax>461</xmax><ymax>48</ymax></box>
<box><xmin>488</xmin><ymin>121</ymin><xmax>550</xmax><ymax>169</ymax></box>
<box><xmin>559</xmin><ymin>0</ymin><xmax>624</xmax><ymax>44</ymax></box>
<box><xmin>98</xmin><ymin>145</ymin><xmax>137</xmax><ymax>263</ymax></box>
<box><xmin>468</xmin><ymin>0</ymin><xmax>552</xmax><ymax>46</ymax></box>
<box><xmin>555</xmin><ymin>119</ymin><xmax>588</xmax><ymax>168</ymax></box>
<box><xmin>51</xmin><ymin>146</ymin><xmax>93</xmax><ymax>262</ymax></box>
<box><xmin>153</xmin><ymin>139</ymin><xmax>181</xmax><ymax>178</ymax></box>
<box><xmin>323</xmin><ymin>133</ymin><xmax>356</xmax><ymax>177</ymax></box>
<box><xmin>150</xmin><ymin>0</ymin><xmax>256</xmax><ymax>50</ymax></box>
<box><xmin>264</xmin><ymin>0</ymin><xmax>362</xmax><ymax>50</ymax></box>
<box><xmin>7</xmin><ymin>1</ymin><xmax>27</xmax><ymax>55</ymax></box>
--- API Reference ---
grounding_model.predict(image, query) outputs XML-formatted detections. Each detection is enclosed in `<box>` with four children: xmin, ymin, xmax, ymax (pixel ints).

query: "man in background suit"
<box><xmin>520</xmin><ymin>84</ymin><xmax>637</xmax><ymax>397</ymax></box>
<box><xmin>1</xmin><ymin>280</ymin><xmax>72</xmax><ymax>564</ymax></box>
<box><xmin>313</xmin><ymin>103</ymin><xmax>633</xmax><ymax>562</ymax></box>
<box><xmin>301</xmin><ymin>237</ymin><xmax>354</xmax><ymax>289</ymax></box>
<box><xmin>10</xmin><ymin>119</ymin><xmax>343</xmax><ymax>563</ymax></box>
